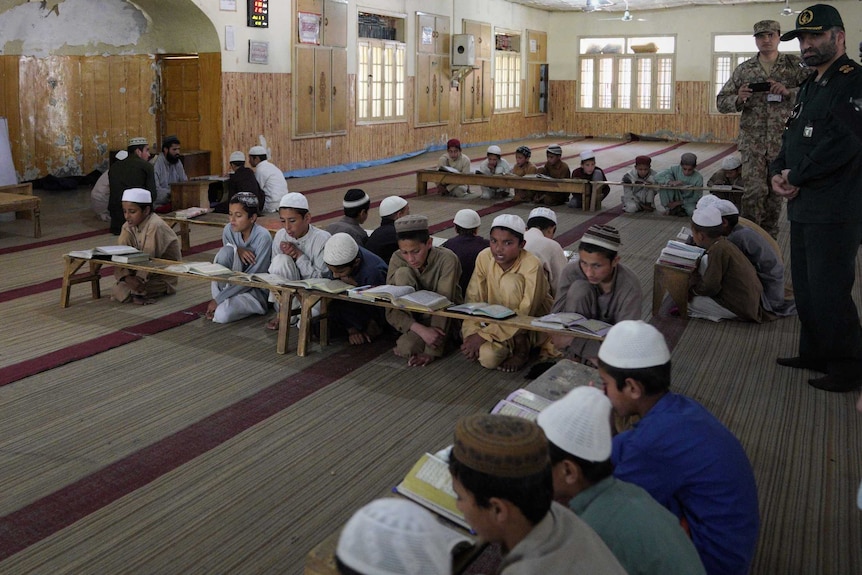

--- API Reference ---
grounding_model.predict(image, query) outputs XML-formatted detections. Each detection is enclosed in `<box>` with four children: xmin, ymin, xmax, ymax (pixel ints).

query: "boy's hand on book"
<box><xmin>460</xmin><ymin>333</ymin><xmax>484</xmax><ymax>360</ymax></box>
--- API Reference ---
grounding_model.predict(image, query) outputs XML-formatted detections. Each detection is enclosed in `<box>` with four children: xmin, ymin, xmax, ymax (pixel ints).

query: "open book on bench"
<box><xmin>238</xmin><ymin>275</ymin><xmax>352</xmax><ymax>292</ymax></box>
<box><xmin>447</xmin><ymin>302</ymin><xmax>515</xmax><ymax>319</ymax></box>
<box><xmin>395</xmin><ymin>451</ymin><xmax>469</xmax><ymax>530</ymax></box>
<box><xmin>162</xmin><ymin>262</ymin><xmax>234</xmax><ymax>276</ymax></box>
<box><xmin>490</xmin><ymin>389</ymin><xmax>554</xmax><ymax>422</ymax></box>
<box><xmin>531</xmin><ymin>312</ymin><xmax>612</xmax><ymax>337</ymax></box>
<box><xmin>350</xmin><ymin>285</ymin><xmax>452</xmax><ymax>311</ymax></box>
<box><xmin>68</xmin><ymin>245</ymin><xmax>143</xmax><ymax>260</ymax></box>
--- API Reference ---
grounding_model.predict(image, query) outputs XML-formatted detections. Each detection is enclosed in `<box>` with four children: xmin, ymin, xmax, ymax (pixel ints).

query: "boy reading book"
<box><xmin>323</xmin><ymin>233</ymin><xmax>388</xmax><ymax>345</ymax></box>
<box><xmin>688</xmin><ymin>205</ymin><xmax>771</xmax><ymax>322</ymax></box>
<box><xmin>460</xmin><ymin>214</ymin><xmax>553</xmax><ymax>373</ymax></box>
<box><xmin>112</xmin><ymin>187</ymin><xmax>182</xmax><ymax>305</ymax></box>
<box><xmin>436</xmin><ymin>138</ymin><xmax>472</xmax><ymax>198</ymax></box>
<box><xmin>448</xmin><ymin>414</ymin><xmax>625</xmax><ymax>574</ymax></box>
<box><xmin>533</xmin><ymin>144</ymin><xmax>570</xmax><ymax>206</ymax></box>
<box><xmin>550</xmin><ymin>224</ymin><xmax>642</xmax><ymax>366</ymax></box>
<box><xmin>598</xmin><ymin>321</ymin><xmax>759</xmax><ymax>575</ymax></box>
<box><xmin>326</xmin><ymin>189</ymin><xmax>370</xmax><ymax>247</ymax></box>
<box><xmin>385</xmin><ymin>215</ymin><xmax>463</xmax><ymax>367</ymax></box>
<box><xmin>569</xmin><ymin>150</ymin><xmax>610</xmax><ymax>210</ymax></box>
<box><xmin>265</xmin><ymin>192</ymin><xmax>331</xmax><ymax>330</ymax></box>
<box><xmin>621</xmin><ymin>155</ymin><xmax>658</xmax><ymax>213</ymax></box>
<box><xmin>656</xmin><ymin>153</ymin><xmax>703</xmax><ymax>216</ymax></box>
<box><xmin>537</xmin><ymin>387</ymin><xmax>706</xmax><ymax>575</ymax></box>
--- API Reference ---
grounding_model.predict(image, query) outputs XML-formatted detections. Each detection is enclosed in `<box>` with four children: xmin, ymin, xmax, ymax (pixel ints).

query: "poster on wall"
<box><xmin>249</xmin><ymin>41</ymin><xmax>269</xmax><ymax>64</ymax></box>
<box><xmin>220</xmin><ymin>0</ymin><xmax>237</xmax><ymax>11</ymax></box>
<box><xmin>298</xmin><ymin>12</ymin><xmax>321</xmax><ymax>45</ymax></box>
<box><xmin>421</xmin><ymin>26</ymin><xmax>433</xmax><ymax>45</ymax></box>
<box><xmin>247</xmin><ymin>0</ymin><xmax>268</xmax><ymax>28</ymax></box>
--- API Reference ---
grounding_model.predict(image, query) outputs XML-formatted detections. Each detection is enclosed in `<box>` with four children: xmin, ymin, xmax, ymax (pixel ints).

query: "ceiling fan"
<box><xmin>600</xmin><ymin>2</ymin><xmax>646</xmax><ymax>22</ymax></box>
<box><xmin>780</xmin><ymin>0</ymin><xmax>800</xmax><ymax>17</ymax></box>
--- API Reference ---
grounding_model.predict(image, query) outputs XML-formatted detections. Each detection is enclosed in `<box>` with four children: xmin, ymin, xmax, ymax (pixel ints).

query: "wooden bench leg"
<box><xmin>33</xmin><ymin>204</ymin><xmax>41</xmax><ymax>238</ymax></box>
<box><xmin>89</xmin><ymin>261</ymin><xmax>103</xmax><ymax>300</ymax></box>
<box><xmin>297</xmin><ymin>294</ymin><xmax>322</xmax><ymax>357</ymax></box>
<box><xmin>60</xmin><ymin>257</ymin><xmax>102</xmax><ymax>308</ymax></box>
<box><xmin>179</xmin><ymin>221</ymin><xmax>190</xmax><ymax>252</ymax></box>
<box><xmin>416</xmin><ymin>175</ymin><xmax>427</xmax><ymax>196</ymax></box>
<box><xmin>276</xmin><ymin>290</ymin><xmax>293</xmax><ymax>355</ymax></box>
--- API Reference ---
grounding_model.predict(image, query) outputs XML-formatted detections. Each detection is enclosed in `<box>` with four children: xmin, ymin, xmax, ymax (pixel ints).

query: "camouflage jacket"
<box><xmin>716</xmin><ymin>53</ymin><xmax>811</xmax><ymax>157</ymax></box>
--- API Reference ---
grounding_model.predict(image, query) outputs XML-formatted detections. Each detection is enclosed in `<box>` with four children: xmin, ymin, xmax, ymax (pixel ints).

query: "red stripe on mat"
<box><xmin>0</xmin><ymin>229</ymin><xmax>107</xmax><ymax>257</ymax></box>
<box><xmin>0</xmin><ymin>337</ymin><xmax>391</xmax><ymax>561</ymax></box>
<box><xmin>0</xmin><ymin>303</ymin><xmax>209</xmax><ymax>387</ymax></box>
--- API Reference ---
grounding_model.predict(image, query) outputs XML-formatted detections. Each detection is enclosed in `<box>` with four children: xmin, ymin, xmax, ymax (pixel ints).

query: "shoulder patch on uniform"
<box><xmin>839</xmin><ymin>64</ymin><xmax>855</xmax><ymax>74</ymax></box>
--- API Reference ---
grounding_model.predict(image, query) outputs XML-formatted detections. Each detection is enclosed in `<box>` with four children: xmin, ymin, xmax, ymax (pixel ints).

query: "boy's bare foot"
<box><xmin>348</xmin><ymin>330</ymin><xmax>371</xmax><ymax>345</ymax></box>
<box><xmin>265</xmin><ymin>316</ymin><xmax>280</xmax><ymax>330</ymax></box>
<box><xmin>497</xmin><ymin>335</ymin><xmax>530</xmax><ymax>373</ymax></box>
<box><xmin>131</xmin><ymin>294</ymin><xmax>156</xmax><ymax>305</ymax></box>
<box><xmin>407</xmin><ymin>353</ymin><xmax>435</xmax><ymax>367</ymax></box>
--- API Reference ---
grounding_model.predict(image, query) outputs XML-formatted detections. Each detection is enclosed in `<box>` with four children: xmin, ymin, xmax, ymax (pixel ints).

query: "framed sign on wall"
<box><xmin>247</xmin><ymin>0</ymin><xmax>268</xmax><ymax>28</ymax></box>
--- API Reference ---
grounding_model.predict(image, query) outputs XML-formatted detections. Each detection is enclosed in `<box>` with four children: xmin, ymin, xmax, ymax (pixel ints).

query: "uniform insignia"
<box><xmin>839</xmin><ymin>65</ymin><xmax>853</xmax><ymax>74</ymax></box>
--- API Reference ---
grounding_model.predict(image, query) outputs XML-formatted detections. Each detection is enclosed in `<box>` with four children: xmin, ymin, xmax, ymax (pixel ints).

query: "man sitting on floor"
<box><xmin>550</xmin><ymin>224</ymin><xmax>642</xmax><ymax>365</ymax></box>
<box><xmin>656</xmin><ymin>153</ymin><xmax>703</xmax><ymax>216</ymax></box>
<box><xmin>323</xmin><ymin>233</ymin><xmax>388</xmax><ymax>345</ymax></box>
<box><xmin>443</xmin><ymin>209</ymin><xmax>489</xmax><ymax>295</ymax></box>
<box><xmin>599</xmin><ymin>320</ymin><xmax>760</xmax><ymax>575</ymax></box>
<box><xmin>460</xmin><ymin>214</ymin><xmax>553</xmax><ymax>372</ymax></box>
<box><xmin>327</xmin><ymin>188</ymin><xmax>371</xmax><ymax>247</ymax></box>
<box><xmin>265</xmin><ymin>192</ymin><xmax>331</xmax><ymax>330</ymax></box>
<box><xmin>366</xmin><ymin>195</ymin><xmax>409</xmax><ymax>264</ymax></box>
<box><xmin>688</xmin><ymin>205</ymin><xmax>772</xmax><ymax>323</ymax></box>
<box><xmin>385</xmin><ymin>215</ymin><xmax>463</xmax><ymax>367</ymax></box>
<box><xmin>524</xmin><ymin>207</ymin><xmax>568</xmax><ymax>295</ymax></box>
<box><xmin>449</xmin><ymin>413</ymin><xmax>626</xmax><ymax>574</ymax></box>
<box><xmin>537</xmin><ymin>386</ymin><xmax>706</xmax><ymax>575</ymax></box>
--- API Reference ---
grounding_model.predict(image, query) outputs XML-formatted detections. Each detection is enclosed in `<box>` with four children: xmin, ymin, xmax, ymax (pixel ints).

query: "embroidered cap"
<box><xmin>528</xmin><ymin>206</ymin><xmax>557</xmax><ymax>225</ymax></box>
<box><xmin>516</xmin><ymin>145</ymin><xmax>532</xmax><ymax>158</ymax></box>
<box><xmin>453</xmin><ymin>414</ymin><xmax>550</xmax><ymax>478</ymax></box>
<box><xmin>635</xmin><ymin>155</ymin><xmax>652</xmax><ymax>167</ymax></box>
<box><xmin>248</xmin><ymin>145</ymin><xmax>267</xmax><ymax>156</ymax></box>
<box><xmin>721</xmin><ymin>156</ymin><xmax>742</xmax><ymax>170</ymax></box>
<box><xmin>715</xmin><ymin>199</ymin><xmax>740</xmax><ymax>216</ymax></box>
<box><xmin>546</xmin><ymin>144</ymin><xmax>563</xmax><ymax>156</ymax></box>
<box><xmin>342</xmin><ymin>189</ymin><xmax>370</xmax><ymax>208</ymax></box>
<box><xmin>537</xmin><ymin>386</ymin><xmax>613</xmax><ymax>462</ymax></box>
<box><xmin>487</xmin><ymin>145</ymin><xmax>502</xmax><ymax>156</ymax></box>
<box><xmin>394</xmin><ymin>214</ymin><xmax>429</xmax><ymax>233</ymax></box>
<box><xmin>599</xmin><ymin>320</ymin><xmax>671</xmax><ymax>369</ymax></box>
<box><xmin>696</xmin><ymin>194</ymin><xmax>720</xmax><ymax>210</ymax></box>
<box><xmin>580</xmin><ymin>149</ymin><xmax>596</xmax><ymax>161</ymax></box>
<box><xmin>692</xmin><ymin>205</ymin><xmax>723</xmax><ymax>227</ymax></box>
<box><xmin>491</xmin><ymin>214</ymin><xmax>526</xmax><ymax>236</ymax></box>
<box><xmin>680</xmin><ymin>153</ymin><xmax>698</xmax><ymax>166</ymax></box>
<box><xmin>781</xmin><ymin>4</ymin><xmax>844</xmax><ymax>41</ymax></box>
<box><xmin>128</xmin><ymin>137</ymin><xmax>148</xmax><ymax>146</ymax></box>
<box><xmin>580</xmin><ymin>224</ymin><xmax>621</xmax><ymax>252</ymax></box>
<box><xmin>447</xmin><ymin>138</ymin><xmax>461</xmax><ymax>150</ymax></box>
<box><xmin>324</xmin><ymin>233</ymin><xmax>359</xmax><ymax>266</ymax></box>
<box><xmin>229</xmin><ymin>151</ymin><xmax>245</xmax><ymax>163</ymax></box>
<box><xmin>279</xmin><ymin>192</ymin><xmax>309</xmax><ymax>211</ymax></box>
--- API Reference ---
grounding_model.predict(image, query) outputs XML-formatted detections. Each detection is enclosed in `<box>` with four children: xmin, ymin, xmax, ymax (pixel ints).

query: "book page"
<box><xmin>491</xmin><ymin>400</ymin><xmax>540</xmax><ymax>421</ymax></box>
<box><xmin>439</xmin><ymin>165</ymin><xmax>460</xmax><ymax>173</ymax></box>
<box><xmin>570</xmin><ymin>319</ymin><xmax>612</xmax><ymax>336</ymax></box>
<box><xmin>364</xmin><ymin>284</ymin><xmax>415</xmax><ymax>300</ymax></box>
<box><xmin>94</xmin><ymin>245</ymin><xmax>141</xmax><ymax>256</ymax></box>
<box><xmin>399</xmin><ymin>290</ymin><xmax>451</xmax><ymax>310</ymax></box>
<box><xmin>68</xmin><ymin>249</ymin><xmax>94</xmax><ymax>259</ymax></box>
<box><xmin>187</xmin><ymin>262</ymin><xmax>234</xmax><ymax>276</ymax></box>
<box><xmin>506</xmin><ymin>389</ymin><xmax>553</xmax><ymax>412</ymax></box>
<box><xmin>477</xmin><ymin>304</ymin><xmax>515</xmax><ymax>319</ymax></box>
<box><xmin>523</xmin><ymin>359</ymin><xmax>600</xmax><ymax>401</ymax></box>
<box><xmin>395</xmin><ymin>453</ymin><xmax>467</xmax><ymax>529</ymax></box>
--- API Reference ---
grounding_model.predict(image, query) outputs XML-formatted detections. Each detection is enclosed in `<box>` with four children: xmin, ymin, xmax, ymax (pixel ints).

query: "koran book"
<box><xmin>162</xmin><ymin>262</ymin><xmax>234</xmax><ymax>276</ymax></box>
<box><xmin>276</xmin><ymin>277</ymin><xmax>352</xmax><ymax>293</ymax></box>
<box><xmin>531</xmin><ymin>312</ymin><xmax>612</xmax><ymax>337</ymax></box>
<box><xmin>68</xmin><ymin>245</ymin><xmax>141</xmax><ymax>260</ymax></box>
<box><xmin>438</xmin><ymin>165</ymin><xmax>461</xmax><ymax>174</ymax></box>
<box><xmin>490</xmin><ymin>389</ymin><xmax>553</xmax><ymax>421</ymax></box>
<box><xmin>352</xmin><ymin>285</ymin><xmax>452</xmax><ymax>311</ymax></box>
<box><xmin>110</xmin><ymin>252</ymin><xmax>150</xmax><ymax>264</ymax></box>
<box><xmin>447</xmin><ymin>302</ymin><xmax>515</xmax><ymax>319</ymax></box>
<box><xmin>395</xmin><ymin>452</ymin><xmax>468</xmax><ymax>530</ymax></box>
<box><xmin>173</xmin><ymin>207</ymin><xmax>209</xmax><ymax>220</ymax></box>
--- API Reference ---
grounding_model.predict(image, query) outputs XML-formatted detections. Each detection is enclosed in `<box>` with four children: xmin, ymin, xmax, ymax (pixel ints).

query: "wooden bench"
<box><xmin>161</xmin><ymin>212</ymin><xmax>281</xmax><ymax>251</ymax></box>
<box><xmin>652</xmin><ymin>263</ymin><xmax>693</xmax><ymax>317</ymax></box>
<box><xmin>292</xmin><ymin>289</ymin><xmax>604</xmax><ymax>358</ymax></box>
<box><xmin>0</xmin><ymin>183</ymin><xmax>41</xmax><ymax>238</ymax></box>
<box><xmin>60</xmin><ymin>255</ymin><xmax>302</xmax><ymax>355</ymax></box>
<box><xmin>415</xmin><ymin>170</ymin><xmax>597</xmax><ymax>211</ymax></box>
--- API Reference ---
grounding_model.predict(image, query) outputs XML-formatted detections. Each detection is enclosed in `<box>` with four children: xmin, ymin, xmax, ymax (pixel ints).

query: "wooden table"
<box><xmin>415</xmin><ymin>170</ymin><xmax>597</xmax><ymax>211</ymax></box>
<box><xmin>170</xmin><ymin>180</ymin><xmax>212</xmax><ymax>210</ymax></box>
<box><xmin>652</xmin><ymin>263</ymin><xmax>693</xmax><ymax>317</ymax></box>
<box><xmin>0</xmin><ymin>191</ymin><xmax>41</xmax><ymax>238</ymax></box>
<box><xmin>293</xmin><ymin>290</ymin><xmax>604</xmax><ymax>358</ymax></box>
<box><xmin>60</xmin><ymin>256</ymin><xmax>301</xmax><ymax>354</ymax></box>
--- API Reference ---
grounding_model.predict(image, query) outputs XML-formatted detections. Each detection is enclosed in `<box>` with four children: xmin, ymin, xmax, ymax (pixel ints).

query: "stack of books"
<box><xmin>173</xmin><ymin>207</ymin><xmax>209</xmax><ymax>220</ymax></box>
<box><xmin>657</xmin><ymin>240</ymin><xmax>704</xmax><ymax>271</ymax></box>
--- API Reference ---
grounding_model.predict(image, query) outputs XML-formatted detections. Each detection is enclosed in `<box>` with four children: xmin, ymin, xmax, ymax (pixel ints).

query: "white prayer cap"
<box><xmin>721</xmin><ymin>156</ymin><xmax>742</xmax><ymax>170</ymax></box>
<box><xmin>128</xmin><ymin>136</ymin><xmax>147</xmax><ymax>146</ymax></box>
<box><xmin>491</xmin><ymin>214</ymin><xmax>526</xmax><ymax>236</ymax></box>
<box><xmin>487</xmin><ymin>145</ymin><xmax>502</xmax><ymax>156</ymax></box>
<box><xmin>580</xmin><ymin>149</ymin><xmax>595</xmax><ymax>161</ymax></box>
<box><xmin>696</xmin><ymin>194</ymin><xmax>720</xmax><ymax>210</ymax></box>
<box><xmin>115</xmin><ymin>150</ymin><xmax>128</xmax><ymax>161</ymax></box>
<box><xmin>537</xmin><ymin>387</ymin><xmax>613</xmax><ymax>462</ymax></box>
<box><xmin>229</xmin><ymin>151</ymin><xmax>245</xmax><ymax>163</ymax></box>
<box><xmin>599</xmin><ymin>320</ymin><xmax>671</xmax><ymax>369</ymax></box>
<box><xmin>279</xmin><ymin>192</ymin><xmax>309</xmax><ymax>211</ymax></box>
<box><xmin>324</xmin><ymin>233</ymin><xmax>359</xmax><ymax>266</ymax></box>
<box><xmin>528</xmin><ymin>207</ymin><xmax>557</xmax><ymax>224</ymax></box>
<box><xmin>715</xmin><ymin>199</ymin><xmax>739</xmax><ymax>216</ymax></box>
<box><xmin>379</xmin><ymin>196</ymin><xmax>408</xmax><ymax>217</ymax></box>
<box><xmin>453</xmin><ymin>209</ymin><xmax>481</xmax><ymax>229</ymax></box>
<box><xmin>248</xmin><ymin>145</ymin><xmax>267</xmax><ymax>156</ymax></box>
<box><xmin>121</xmin><ymin>188</ymin><xmax>152</xmax><ymax>204</ymax></box>
<box><xmin>336</xmin><ymin>499</ymin><xmax>454</xmax><ymax>575</ymax></box>
<box><xmin>692</xmin><ymin>205</ymin><xmax>723</xmax><ymax>227</ymax></box>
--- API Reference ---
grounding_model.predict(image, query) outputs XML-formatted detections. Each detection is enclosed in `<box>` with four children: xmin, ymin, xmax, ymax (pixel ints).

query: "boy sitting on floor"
<box><xmin>326</xmin><ymin>189</ymin><xmax>371</xmax><ymax>247</ymax></box>
<box><xmin>476</xmin><ymin>144</ymin><xmax>512</xmax><ymax>199</ymax></box>
<box><xmin>569</xmin><ymin>150</ymin><xmax>610</xmax><ymax>209</ymax></box>
<box><xmin>537</xmin><ymin>386</ymin><xmax>706</xmax><ymax>575</ymax></box>
<box><xmin>385</xmin><ymin>215</ymin><xmax>463</xmax><ymax>367</ymax></box>
<box><xmin>265</xmin><ymin>192</ymin><xmax>331</xmax><ymax>329</ymax></box>
<box><xmin>437</xmin><ymin>138</ymin><xmax>472</xmax><ymax>198</ymax></box>
<box><xmin>688</xmin><ymin>205</ymin><xmax>772</xmax><ymax>323</ymax></box>
<box><xmin>599</xmin><ymin>320</ymin><xmax>760</xmax><ymax>575</ymax></box>
<box><xmin>460</xmin><ymin>214</ymin><xmax>553</xmax><ymax>372</ymax></box>
<box><xmin>550</xmin><ymin>224</ymin><xmax>642</xmax><ymax>365</ymax></box>
<box><xmin>323</xmin><ymin>233</ymin><xmax>388</xmax><ymax>345</ymax></box>
<box><xmin>621</xmin><ymin>155</ymin><xmax>657</xmax><ymax>213</ymax></box>
<box><xmin>511</xmin><ymin>145</ymin><xmax>538</xmax><ymax>202</ymax></box>
<box><xmin>443</xmin><ymin>209</ymin><xmax>489</xmax><ymax>295</ymax></box>
<box><xmin>449</xmin><ymin>413</ymin><xmax>626</xmax><ymax>574</ymax></box>
<box><xmin>523</xmin><ymin>207</ymin><xmax>568</xmax><ymax>295</ymax></box>
<box><xmin>656</xmin><ymin>153</ymin><xmax>703</xmax><ymax>216</ymax></box>
<box><xmin>534</xmin><ymin>145</ymin><xmax>570</xmax><ymax>206</ymax></box>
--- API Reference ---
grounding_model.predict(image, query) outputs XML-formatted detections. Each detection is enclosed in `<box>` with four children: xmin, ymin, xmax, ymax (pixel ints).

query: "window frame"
<box><xmin>494</xmin><ymin>48</ymin><xmax>522</xmax><ymax>114</ymax></box>
<box><xmin>356</xmin><ymin>38</ymin><xmax>407</xmax><ymax>125</ymax></box>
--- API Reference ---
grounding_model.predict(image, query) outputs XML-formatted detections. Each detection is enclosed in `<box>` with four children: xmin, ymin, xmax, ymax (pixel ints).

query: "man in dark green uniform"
<box><xmin>108</xmin><ymin>137</ymin><xmax>156</xmax><ymax>235</ymax></box>
<box><xmin>770</xmin><ymin>4</ymin><xmax>862</xmax><ymax>392</ymax></box>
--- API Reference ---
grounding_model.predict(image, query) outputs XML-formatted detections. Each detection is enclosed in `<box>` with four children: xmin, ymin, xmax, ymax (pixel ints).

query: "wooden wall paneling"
<box><xmin>331</xmin><ymin>48</ymin><xmax>347</xmax><ymax>133</ymax></box>
<box><xmin>198</xmin><ymin>53</ymin><xmax>223</xmax><ymax>173</ymax></box>
<box><xmin>314</xmin><ymin>49</ymin><xmax>332</xmax><ymax>134</ymax></box>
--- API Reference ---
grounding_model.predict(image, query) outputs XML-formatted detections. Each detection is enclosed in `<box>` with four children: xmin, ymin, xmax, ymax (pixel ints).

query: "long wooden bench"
<box><xmin>415</xmin><ymin>170</ymin><xmax>598</xmax><ymax>211</ymax></box>
<box><xmin>292</xmin><ymin>289</ymin><xmax>604</xmax><ymax>358</ymax></box>
<box><xmin>60</xmin><ymin>255</ymin><xmax>302</xmax><ymax>355</ymax></box>
<box><xmin>0</xmin><ymin>183</ymin><xmax>41</xmax><ymax>238</ymax></box>
<box><xmin>161</xmin><ymin>212</ymin><xmax>282</xmax><ymax>251</ymax></box>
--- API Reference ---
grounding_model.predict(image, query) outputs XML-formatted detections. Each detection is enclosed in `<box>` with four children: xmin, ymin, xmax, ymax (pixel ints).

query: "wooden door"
<box><xmin>295</xmin><ymin>47</ymin><xmax>316</xmax><ymax>137</ymax></box>
<box><xmin>435</xmin><ymin>16</ymin><xmax>450</xmax><ymax>56</ymax></box>
<box><xmin>159</xmin><ymin>56</ymin><xmax>201</xmax><ymax>149</ymax></box>
<box><xmin>481</xmin><ymin>60</ymin><xmax>492</xmax><ymax>120</ymax></box>
<box><xmin>416</xmin><ymin>53</ymin><xmax>431</xmax><ymax>124</ymax></box>
<box><xmin>438</xmin><ymin>55</ymin><xmax>450</xmax><ymax>123</ymax></box>
<box><xmin>527</xmin><ymin>30</ymin><xmax>547</xmax><ymax>63</ymax></box>
<box><xmin>323</xmin><ymin>0</ymin><xmax>347</xmax><ymax>48</ymax></box>
<box><xmin>527</xmin><ymin>63</ymin><xmax>541</xmax><ymax>115</ymax></box>
<box><xmin>330</xmin><ymin>48</ymin><xmax>347</xmax><ymax>132</ymax></box>
<box><xmin>417</xmin><ymin>14</ymin><xmax>435</xmax><ymax>54</ymax></box>
<box><xmin>314</xmin><ymin>48</ymin><xmax>332</xmax><ymax>134</ymax></box>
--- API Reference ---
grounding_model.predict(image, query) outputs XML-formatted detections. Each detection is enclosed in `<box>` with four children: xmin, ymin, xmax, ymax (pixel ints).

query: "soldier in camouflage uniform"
<box><xmin>716</xmin><ymin>20</ymin><xmax>811</xmax><ymax>239</ymax></box>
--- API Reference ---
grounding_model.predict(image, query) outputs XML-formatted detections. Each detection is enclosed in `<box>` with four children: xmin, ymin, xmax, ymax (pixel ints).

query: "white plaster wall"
<box><xmin>549</xmin><ymin>0</ymin><xmax>862</xmax><ymax>81</ymax></box>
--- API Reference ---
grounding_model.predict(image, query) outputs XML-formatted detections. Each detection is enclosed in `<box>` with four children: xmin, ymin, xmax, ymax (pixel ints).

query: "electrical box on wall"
<box><xmin>452</xmin><ymin>34</ymin><xmax>475</xmax><ymax>67</ymax></box>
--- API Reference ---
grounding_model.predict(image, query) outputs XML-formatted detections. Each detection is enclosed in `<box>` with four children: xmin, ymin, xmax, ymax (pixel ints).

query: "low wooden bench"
<box><xmin>60</xmin><ymin>255</ymin><xmax>302</xmax><ymax>355</ymax></box>
<box><xmin>161</xmin><ymin>212</ymin><xmax>281</xmax><ymax>251</ymax></box>
<box><xmin>415</xmin><ymin>170</ymin><xmax>597</xmax><ymax>211</ymax></box>
<box><xmin>0</xmin><ymin>183</ymin><xmax>41</xmax><ymax>238</ymax></box>
<box><xmin>292</xmin><ymin>289</ymin><xmax>604</xmax><ymax>358</ymax></box>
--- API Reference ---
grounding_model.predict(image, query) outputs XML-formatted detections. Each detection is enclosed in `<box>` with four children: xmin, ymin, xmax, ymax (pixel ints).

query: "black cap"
<box><xmin>780</xmin><ymin>4</ymin><xmax>844</xmax><ymax>41</ymax></box>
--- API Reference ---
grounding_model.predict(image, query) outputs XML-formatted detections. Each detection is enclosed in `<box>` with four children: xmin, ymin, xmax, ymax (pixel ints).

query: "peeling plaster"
<box><xmin>0</xmin><ymin>0</ymin><xmax>148</xmax><ymax>57</ymax></box>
